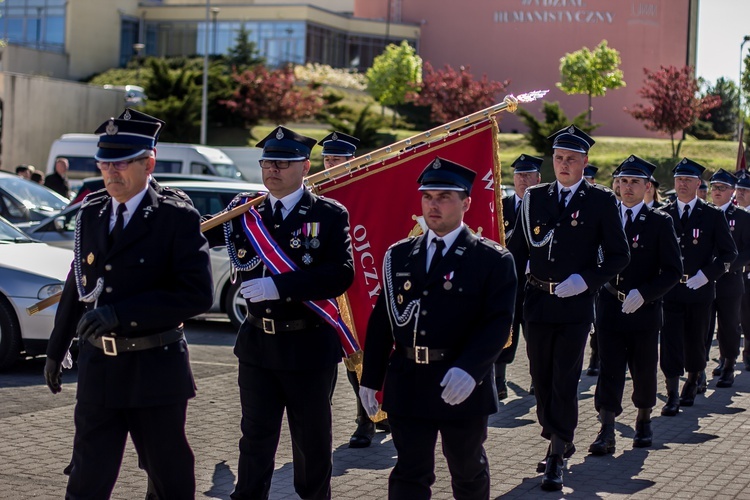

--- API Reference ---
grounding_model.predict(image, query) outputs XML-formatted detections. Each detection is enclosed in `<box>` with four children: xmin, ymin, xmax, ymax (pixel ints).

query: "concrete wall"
<box><xmin>0</xmin><ymin>45</ymin><xmax>69</xmax><ymax>79</ymax></box>
<box><xmin>0</xmin><ymin>72</ymin><xmax>125</xmax><ymax>174</ymax></box>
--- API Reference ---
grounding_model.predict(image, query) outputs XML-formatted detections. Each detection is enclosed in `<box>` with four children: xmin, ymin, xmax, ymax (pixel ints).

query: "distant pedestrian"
<box><xmin>31</xmin><ymin>171</ymin><xmax>45</xmax><ymax>184</ymax></box>
<box><xmin>45</xmin><ymin>157</ymin><xmax>72</xmax><ymax>198</ymax></box>
<box><xmin>15</xmin><ymin>164</ymin><xmax>34</xmax><ymax>180</ymax></box>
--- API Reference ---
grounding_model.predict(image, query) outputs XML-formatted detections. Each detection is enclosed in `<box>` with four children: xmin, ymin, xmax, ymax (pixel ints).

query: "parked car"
<box><xmin>0</xmin><ymin>171</ymin><xmax>70</xmax><ymax>229</ymax></box>
<box><xmin>26</xmin><ymin>180</ymin><xmax>267</xmax><ymax>328</ymax></box>
<box><xmin>0</xmin><ymin>216</ymin><xmax>73</xmax><ymax>370</ymax></box>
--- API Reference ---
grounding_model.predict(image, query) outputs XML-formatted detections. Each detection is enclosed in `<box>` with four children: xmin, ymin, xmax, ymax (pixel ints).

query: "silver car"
<box><xmin>26</xmin><ymin>180</ymin><xmax>267</xmax><ymax>329</ymax></box>
<box><xmin>0</xmin><ymin>216</ymin><xmax>72</xmax><ymax>370</ymax></box>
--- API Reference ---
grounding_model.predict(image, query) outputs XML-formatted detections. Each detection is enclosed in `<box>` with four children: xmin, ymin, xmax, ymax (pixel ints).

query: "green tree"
<box><xmin>517</xmin><ymin>101</ymin><xmax>595</xmax><ymax>157</ymax></box>
<box><xmin>365</xmin><ymin>41</ymin><xmax>422</xmax><ymax>126</ymax></box>
<box><xmin>320</xmin><ymin>104</ymin><xmax>386</xmax><ymax>149</ymax></box>
<box><xmin>226</xmin><ymin>25</ymin><xmax>264</xmax><ymax>71</ymax></box>
<box><xmin>689</xmin><ymin>77</ymin><xmax>737</xmax><ymax>139</ymax></box>
<box><xmin>557</xmin><ymin>40</ymin><xmax>626</xmax><ymax>126</ymax></box>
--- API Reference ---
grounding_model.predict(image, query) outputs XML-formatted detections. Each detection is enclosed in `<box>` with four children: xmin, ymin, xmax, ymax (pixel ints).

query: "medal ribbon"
<box><xmin>693</xmin><ymin>228</ymin><xmax>700</xmax><ymax>240</ymax></box>
<box><xmin>240</xmin><ymin>204</ymin><xmax>359</xmax><ymax>356</ymax></box>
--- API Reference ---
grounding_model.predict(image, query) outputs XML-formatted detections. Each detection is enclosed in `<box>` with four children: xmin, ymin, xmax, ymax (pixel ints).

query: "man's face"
<box><xmin>55</xmin><ymin>160</ymin><xmax>69</xmax><ymax>176</ymax></box>
<box><xmin>619</xmin><ymin>176</ymin><xmax>649</xmax><ymax>207</ymax></box>
<box><xmin>323</xmin><ymin>155</ymin><xmax>348</xmax><ymax>170</ymax></box>
<box><xmin>612</xmin><ymin>177</ymin><xmax>621</xmax><ymax>198</ymax></box>
<box><xmin>674</xmin><ymin>176</ymin><xmax>701</xmax><ymax>203</ymax></box>
<box><xmin>421</xmin><ymin>189</ymin><xmax>470</xmax><ymax>236</ymax></box>
<box><xmin>18</xmin><ymin>170</ymin><xmax>31</xmax><ymax>180</ymax></box>
<box><xmin>710</xmin><ymin>182</ymin><xmax>734</xmax><ymax>206</ymax></box>
<box><xmin>513</xmin><ymin>171</ymin><xmax>540</xmax><ymax>197</ymax></box>
<box><xmin>101</xmin><ymin>156</ymin><xmax>154</xmax><ymax>203</ymax></box>
<box><xmin>261</xmin><ymin>159</ymin><xmax>310</xmax><ymax>198</ymax></box>
<box><xmin>552</xmin><ymin>149</ymin><xmax>587</xmax><ymax>187</ymax></box>
<box><xmin>698</xmin><ymin>187</ymin><xmax>708</xmax><ymax>200</ymax></box>
<box><xmin>584</xmin><ymin>177</ymin><xmax>596</xmax><ymax>185</ymax></box>
<box><xmin>735</xmin><ymin>187</ymin><xmax>750</xmax><ymax>207</ymax></box>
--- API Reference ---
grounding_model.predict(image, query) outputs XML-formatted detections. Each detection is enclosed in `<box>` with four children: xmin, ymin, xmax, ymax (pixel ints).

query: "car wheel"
<box><xmin>224</xmin><ymin>279</ymin><xmax>247</xmax><ymax>330</ymax></box>
<box><xmin>0</xmin><ymin>297</ymin><xmax>22</xmax><ymax>371</ymax></box>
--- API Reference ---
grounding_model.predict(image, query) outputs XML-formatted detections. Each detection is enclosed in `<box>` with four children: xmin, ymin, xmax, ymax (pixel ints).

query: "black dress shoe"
<box><xmin>588</xmin><ymin>424</ymin><xmax>616</xmax><ymax>455</ymax></box>
<box><xmin>529</xmin><ymin>383</ymin><xmax>535</xmax><ymax>396</ymax></box>
<box><xmin>661</xmin><ymin>394</ymin><xmax>680</xmax><ymax>416</ymax></box>
<box><xmin>586</xmin><ymin>357</ymin><xmax>600</xmax><ymax>376</ymax></box>
<box><xmin>716</xmin><ymin>362</ymin><xmax>735</xmax><ymax>388</ymax></box>
<box><xmin>497</xmin><ymin>381</ymin><xmax>508</xmax><ymax>401</ymax></box>
<box><xmin>679</xmin><ymin>375</ymin><xmax>698</xmax><ymax>407</ymax></box>
<box><xmin>633</xmin><ymin>420</ymin><xmax>653</xmax><ymax>448</ymax></box>
<box><xmin>63</xmin><ymin>461</ymin><xmax>73</xmax><ymax>476</ymax></box>
<box><xmin>696</xmin><ymin>370</ymin><xmax>707</xmax><ymax>394</ymax></box>
<box><xmin>537</xmin><ymin>442</ymin><xmax>575</xmax><ymax>472</ymax></box>
<box><xmin>541</xmin><ymin>454</ymin><xmax>564</xmax><ymax>491</ymax></box>
<box><xmin>712</xmin><ymin>358</ymin><xmax>725</xmax><ymax>376</ymax></box>
<box><xmin>348</xmin><ymin>419</ymin><xmax>375</xmax><ymax>448</ymax></box>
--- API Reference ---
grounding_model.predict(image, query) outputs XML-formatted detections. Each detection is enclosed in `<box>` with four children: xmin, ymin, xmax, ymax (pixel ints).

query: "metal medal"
<box><xmin>534</xmin><ymin>226</ymin><xmax>540</xmax><ymax>235</ymax></box>
<box><xmin>290</xmin><ymin>238</ymin><xmax>301</xmax><ymax>249</ymax></box>
<box><xmin>570</xmin><ymin>220</ymin><xmax>578</xmax><ymax>226</ymax></box>
<box><xmin>87</xmin><ymin>252</ymin><xmax>95</xmax><ymax>265</ymax></box>
<box><xmin>404</xmin><ymin>280</ymin><xmax>412</xmax><ymax>291</ymax></box>
<box><xmin>443</xmin><ymin>281</ymin><xmax>453</xmax><ymax>290</ymax></box>
<box><xmin>632</xmin><ymin>242</ymin><xmax>638</xmax><ymax>248</ymax></box>
<box><xmin>302</xmin><ymin>253</ymin><xmax>313</xmax><ymax>265</ymax></box>
<box><xmin>693</xmin><ymin>239</ymin><xmax>698</xmax><ymax>245</ymax></box>
<box><xmin>310</xmin><ymin>238</ymin><xmax>320</xmax><ymax>249</ymax></box>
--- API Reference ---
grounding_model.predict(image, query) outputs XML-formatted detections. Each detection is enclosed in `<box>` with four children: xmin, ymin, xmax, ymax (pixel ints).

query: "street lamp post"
<box><xmin>211</xmin><ymin>7</ymin><xmax>220</xmax><ymax>55</ymax></box>
<box><xmin>739</xmin><ymin>35</ymin><xmax>750</xmax><ymax>141</ymax></box>
<box><xmin>200</xmin><ymin>0</ymin><xmax>210</xmax><ymax>145</ymax></box>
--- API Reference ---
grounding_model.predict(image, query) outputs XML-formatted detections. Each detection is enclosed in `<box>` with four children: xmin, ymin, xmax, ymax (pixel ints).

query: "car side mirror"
<box><xmin>53</xmin><ymin>216</ymin><xmax>66</xmax><ymax>232</ymax></box>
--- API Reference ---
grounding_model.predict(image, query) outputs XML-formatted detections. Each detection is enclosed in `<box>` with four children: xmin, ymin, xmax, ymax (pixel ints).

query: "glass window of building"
<box><xmin>0</xmin><ymin>0</ymin><xmax>65</xmax><ymax>52</ymax></box>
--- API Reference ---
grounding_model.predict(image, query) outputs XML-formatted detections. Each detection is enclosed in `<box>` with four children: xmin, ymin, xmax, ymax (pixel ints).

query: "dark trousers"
<box><xmin>66</xmin><ymin>400</ymin><xmax>193</xmax><ymax>500</ymax></box>
<box><xmin>526</xmin><ymin>321</ymin><xmax>590</xmax><ymax>443</ymax></box>
<box><xmin>705</xmin><ymin>295</ymin><xmax>743</xmax><ymax>361</ymax></box>
<box><xmin>660</xmin><ymin>300</ymin><xmax>710</xmax><ymax>377</ymax></box>
<box><xmin>743</xmin><ymin>291</ymin><xmax>750</xmax><ymax>357</ymax></box>
<box><xmin>595</xmin><ymin>326</ymin><xmax>658</xmax><ymax>415</ymax></box>
<box><xmin>495</xmin><ymin>297</ymin><xmax>523</xmax><ymax>365</ymax></box>
<box><xmin>232</xmin><ymin>362</ymin><xmax>337</xmax><ymax>500</ymax></box>
<box><xmin>388</xmin><ymin>414</ymin><xmax>490</xmax><ymax>500</ymax></box>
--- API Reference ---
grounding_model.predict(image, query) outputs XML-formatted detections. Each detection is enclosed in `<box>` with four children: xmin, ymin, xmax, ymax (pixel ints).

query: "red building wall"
<box><xmin>354</xmin><ymin>0</ymin><xmax>695</xmax><ymax>138</ymax></box>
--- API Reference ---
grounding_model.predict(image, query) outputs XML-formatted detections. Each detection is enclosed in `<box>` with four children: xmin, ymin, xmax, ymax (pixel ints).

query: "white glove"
<box><xmin>240</xmin><ymin>277</ymin><xmax>280</xmax><ymax>302</ymax></box>
<box><xmin>359</xmin><ymin>386</ymin><xmax>380</xmax><ymax>417</ymax></box>
<box><xmin>554</xmin><ymin>274</ymin><xmax>588</xmax><ymax>298</ymax></box>
<box><xmin>440</xmin><ymin>367</ymin><xmax>476</xmax><ymax>405</ymax></box>
<box><xmin>621</xmin><ymin>289</ymin><xmax>645</xmax><ymax>314</ymax></box>
<box><xmin>685</xmin><ymin>270</ymin><xmax>708</xmax><ymax>290</ymax></box>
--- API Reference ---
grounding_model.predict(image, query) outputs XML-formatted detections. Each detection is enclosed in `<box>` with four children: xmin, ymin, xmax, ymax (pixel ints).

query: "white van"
<box><xmin>46</xmin><ymin>134</ymin><xmax>245</xmax><ymax>189</ymax></box>
<box><xmin>219</xmin><ymin>146</ymin><xmax>264</xmax><ymax>183</ymax></box>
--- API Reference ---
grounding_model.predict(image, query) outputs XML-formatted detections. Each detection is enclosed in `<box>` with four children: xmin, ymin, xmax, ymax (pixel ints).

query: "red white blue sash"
<box><xmin>240</xmin><ymin>204</ymin><xmax>360</xmax><ymax>356</ymax></box>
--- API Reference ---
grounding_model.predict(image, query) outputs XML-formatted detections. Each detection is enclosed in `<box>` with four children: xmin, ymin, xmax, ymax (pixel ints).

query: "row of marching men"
<box><xmin>500</xmin><ymin>125</ymin><xmax>748</xmax><ymax>491</ymax></box>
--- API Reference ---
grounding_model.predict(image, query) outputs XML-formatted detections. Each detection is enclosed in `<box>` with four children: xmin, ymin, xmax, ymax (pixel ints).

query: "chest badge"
<box><xmin>238</xmin><ymin>248</ymin><xmax>247</xmax><ymax>258</ymax></box>
<box><xmin>443</xmin><ymin>271</ymin><xmax>455</xmax><ymax>290</ymax></box>
<box><xmin>571</xmin><ymin>210</ymin><xmax>580</xmax><ymax>227</ymax></box>
<box><xmin>403</xmin><ymin>280</ymin><xmax>412</xmax><ymax>291</ymax></box>
<box><xmin>302</xmin><ymin>253</ymin><xmax>313</xmax><ymax>265</ymax></box>
<box><xmin>397</xmin><ymin>294</ymin><xmax>404</xmax><ymax>304</ymax></box>
<box><xmin>87</xmin><ymin>252</ymin><xmax>95</xmax><ymax>265</ymax></box>
<box><xmin>534</xmin><ymin>226</ymin><xmax>541</xmax><ymax>235</ymax></box>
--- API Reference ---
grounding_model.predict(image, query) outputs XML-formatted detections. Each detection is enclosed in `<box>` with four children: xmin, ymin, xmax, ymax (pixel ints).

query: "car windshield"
<box><xmin>0</xmin><ymin>176</ymin><xmax>69</xmax><ymax>211</ymax></box>
<box><xmin>0</xmin><ymin>217</ymin><xmax>34</xmax><ymax>242</ymax></box>
<box><xmin>213</xmin><ymin>163</ymin><xmax>246</xmax><ymax>180</ymax></box>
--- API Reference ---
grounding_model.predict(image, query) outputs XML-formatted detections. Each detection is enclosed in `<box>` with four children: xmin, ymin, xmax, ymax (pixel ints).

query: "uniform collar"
<box><xmin>268</xmin><ymin>186</ymin><xmax>305</xmax><ymax>213</ymax></box>
<box><xmin>112</xmin><ymin>183</ymin><xmax>149</xmax><ymax>225</ymax></box>
<box><xmin>556</xmin><ymin>177</ymin><xmax>584</xmax><ymax>196</ymax></box>
<box><xmin>427</xmin><ymin>224</ymin><xmax>464</xmax><ymax>252</ymax></box>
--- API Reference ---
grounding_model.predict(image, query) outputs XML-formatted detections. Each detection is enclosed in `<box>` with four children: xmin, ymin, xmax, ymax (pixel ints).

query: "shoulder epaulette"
<box><xmin>387</xmin><ymin>235</ymin><xmax>417</xmax><ymax>251</ymax></box>
<box><xmin>80</xmin><ymin>189</ymin><xmax>109</xmax><ymax>209</ymax></box>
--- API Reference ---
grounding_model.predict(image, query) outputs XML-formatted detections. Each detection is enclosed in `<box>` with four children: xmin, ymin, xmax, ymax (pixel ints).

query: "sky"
<box><xmin>696</xmin><ymin>0</ymin><xmax>750</xmax><ymax>86</ymax></box>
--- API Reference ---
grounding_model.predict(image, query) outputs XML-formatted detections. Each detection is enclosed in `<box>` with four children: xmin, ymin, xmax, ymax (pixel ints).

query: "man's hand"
<box><xmin>359</xmin><ymin>386</ymin><xmax>380</xmax><ymax>417</ymax></box>
<box><xmin>44</xmin><ymin>358</ymin><xmax>62</xmax><ymax>394</ymax></box>
<box><xmin>685</xmin><ymin>270</ymin><xmax>709</xmax><ymax>290</ymax></box>
<box><xmin>440</xmin><ymin>367</ymin><xmax>476</xmax><ymax>405</ymax></box>
<box><xmin>240</xmin><ymin>277</ymin><xmax>280</xmax><ymax>303</ymax></box>
<box><xmin>554</xmin><ymin>274</ymin><xmax>588</xmax><ymax>298</ymax></box>
<box><xmin>622</xmin><ymin>289</ymin><xmax>645</xmax><ymax>314</ymax></box>
<box><xmin>76</xmin><ymin>305</ymin><xmax>118</xmax><ymax>342</ymax></box>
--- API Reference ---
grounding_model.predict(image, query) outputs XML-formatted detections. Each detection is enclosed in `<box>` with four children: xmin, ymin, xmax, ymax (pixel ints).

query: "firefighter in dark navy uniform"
<box><xmin>43</xmin><ymin>110</ymin><xmax>214</xmax><ymax>499</ymax></box>
<box><xmin>590</xmin><ymin>156</ymin><xmax>682</xmax><ymax>454</ymax></box>
<box><xmin>705</xmin><ymin>169</ymin><xmax>750</xmax><ymax>387</ymax></box>
<box><xmin>496</xmin><ymin>154</ymin><xmax>541</xmax><ymax>400</ymax></box>
<box><xmin>360</xmin><ymin>157</ymin><xmax>517</xmax><ymax>500</ymax></box>
<box><xmin>659</xmin><ymin>159</ymin><xmax>737</xmax><ymax>415</ymax></box>
<box><xmin>507</xmin><ymin>125</ymin><xmax>630</xmax><ymax>491</ymax></box>
<box><xmin>223</xmin><ymin>126</ymin><xmax>354</xmax><ymax>500</ymax></box>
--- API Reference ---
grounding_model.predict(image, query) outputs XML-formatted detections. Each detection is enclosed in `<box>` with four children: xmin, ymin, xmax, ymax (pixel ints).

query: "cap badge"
<box><xmin>681</xmin><ymin>158</ymin><xmax>687</xmax><ymax>164</ymax></box>
<box><xmin>567</xmin><ymin>125</ymin><xmax>575</xmax><ymax>133</ymax></box>
<box><xmin>520</xmin><ymin>155</ymin><xmax>525</xmax><ymax>161</ymax></box>
<box><xmin>276</xmin><ymin>128</ymin><xmax>284</xmax><ymax>140</ymax></box>
<box><xmin>331</xmin><ymin>132</ymin><xmax>339</xmax><ymax>141</ymax></box>
<box><xmin>628</xmin><ymin>155</ymin><xmax>635</xmax><ymax>162</ymax></box>
<box><xmin>123</xmin><ymin>110</ymin><xmax>132</xmax><ymax>120</ymax></box>
<box><xmin>432</xmin><ymin>158</ymin><xmax>442</xmax><ymax>170</ymax></box>
<box><xmin>105</xmin><ymin>120</ymin><xmax>118</xmax><ymax>135</ymax></box>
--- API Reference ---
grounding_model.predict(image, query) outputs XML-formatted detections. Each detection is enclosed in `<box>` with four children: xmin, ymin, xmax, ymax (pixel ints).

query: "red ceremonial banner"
<box><xmin>315</xmin><ymin>118</ymin><xmax>503</xmax><ymax>346</ymax></box>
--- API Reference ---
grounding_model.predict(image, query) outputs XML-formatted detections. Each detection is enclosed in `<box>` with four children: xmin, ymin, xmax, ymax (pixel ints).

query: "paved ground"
<box><xmin>1</xmin><ymin>318</ymin><xmax>748</xmax><ymax>499</ymax></box>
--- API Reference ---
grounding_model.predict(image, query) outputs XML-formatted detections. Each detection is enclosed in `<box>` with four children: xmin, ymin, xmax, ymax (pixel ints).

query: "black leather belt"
<box><xmin>527</xmin><ymin>275</ymin><xmax>559</xmax><ymax>294</ymax></box>
<box><xmin>398</xmin><ymin>345</ymin><xmax>453</xmax><ymax>364</ymax></box>
<box><xmin>88</xmin><ymin>327</ymin><xmax>184</xmax><ymax>356</ymax></box>
<box><xmin>603</xmin><ymin>282</ymin><xmax>626</xmax><ymax>302</ymax></box>
<box><xmin>248</xmin><ymin>315</ymin><xmax>319</xmax><ymax>334</ymax></box>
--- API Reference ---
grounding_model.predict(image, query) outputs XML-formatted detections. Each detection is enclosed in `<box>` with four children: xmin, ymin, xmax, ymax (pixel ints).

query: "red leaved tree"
<box><xmin>625</xmin><ymin>65</ymin><xmax>721</xmax><ymax>157</ymax></box>
<box><xmin>407</xmin><ymin>62</ymin><xmax>510</xmax><ymax>124</ymax></box>
<box><xmin>221</xmin><ymin>65</ymin><xmax>323</xmax><ymax>134</ymax></box>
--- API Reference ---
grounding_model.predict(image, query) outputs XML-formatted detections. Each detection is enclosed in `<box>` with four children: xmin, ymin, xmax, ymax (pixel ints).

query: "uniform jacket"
<box><xmin>596</xmin><ymin>205</ymin><xmax>682</xmax><ymax>332</ymax></box>
<box><xmin>225</xmin><ymin>188</ymin><xmax>354</xmax><ymax>370</ymax></box>
<box><xmin>507</xmin><ymin>180</ymin><xmax>630</xmax><ymax>324</ymax></box>
<box><xmin>662</xmin><ymin>198</ymin><xmax>737</xmax><ymax>303</ymax></box>
<box><xmin>716</xmin><ymin>204</ymin><xmax>750</xmax><ymax>297</ymax></box>
<box><xmin>46</xmin><ymin>184</ymin><xmax>214</xmax><ymax>408</ymax></box>
<box><xmin>502</xmin><ymin>195</ymin><xmax>526</xmax><ymax>296</ymax></box>
<box><xmin>361</xmin><ymin>226</ymin><xmax>517</xmax><ymax>419</ymax></box>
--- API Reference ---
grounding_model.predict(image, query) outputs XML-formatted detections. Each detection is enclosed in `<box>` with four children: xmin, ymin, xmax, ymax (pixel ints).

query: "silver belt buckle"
<box><xmin>617</xmin><ymin>291</ymin><xmax>626</xmax><ymax>302</ymax></box>
<box><xmin>415</xmin><ymin>346</ymin><xmax>429</xmax><ymax>364</ymax></box>
<box><xmin>263</xmin><ymin>318</ymin><xmax>276</xmax><ymax>334</ymax></box>
<box><xmin>102</xmin><ymin>336</ymin><xmax>118</xmax><ymax>356</ymax></box>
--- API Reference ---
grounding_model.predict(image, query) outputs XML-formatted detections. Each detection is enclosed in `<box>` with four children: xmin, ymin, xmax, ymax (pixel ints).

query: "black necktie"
<box><xmin>559</xmin><ymin>188</ymin><xmax>570</xmax><ymax>213</ymax></box>
<box><xmin>515</xmin><ymin>199</ymin><xmax>522</xmax><ymax>216</ymax></box>
<box><xmin>109</xmin><ymin>203</ymin><xmax>126</xmax><ymax>248</ymax></box>
<box><xmin>624</xmin><ymin>208</ymin><xmax>634</xmax><ymax>239</ymax></box>
<box><xmin>428</xmin><ymin>239</ymin><xmax>446</xmax><ymax>275</ymax></box>
<box><xmin>680</xmin><ymin>204</ymin><xmax>690</xmax><ymax>228</ymax></box>
<box><xmin>273</xmin><ymin>200</ymin><xmax>284</xmax><ymax>229</ymax></box>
